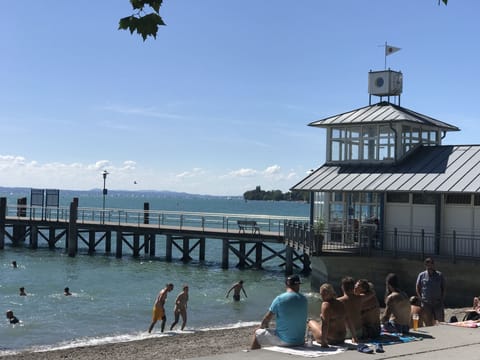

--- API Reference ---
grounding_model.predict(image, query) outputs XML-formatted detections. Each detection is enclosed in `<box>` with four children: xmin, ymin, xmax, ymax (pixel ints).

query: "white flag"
<box><xmin>386</xmin><ymin>45</ymin><xmax>401</xmax><ymax>56</ymax></box>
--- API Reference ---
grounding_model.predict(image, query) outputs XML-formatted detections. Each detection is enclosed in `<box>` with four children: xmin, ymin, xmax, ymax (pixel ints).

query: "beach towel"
<box><xmin>442</xmin><ymin>320</ymin><xmax>480</xmax><ymax>328</ymax></box>
<box><xmin>345</xmin><ymin>332</ymin><xmax>423</xmax><ymax>348</ymax></box>
<box><xmin>264</xmin><ymin>342</ymin><xmax>347</xmax><ymax>357</ymax></box>
<box><xmin>370</xmin><ymin>332</ymin><xmax>423</xmax><ymax>345</ymax></box>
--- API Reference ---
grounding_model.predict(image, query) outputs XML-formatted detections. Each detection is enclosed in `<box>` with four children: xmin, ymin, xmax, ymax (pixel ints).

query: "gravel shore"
<box><xmin>1</xmin><ymin>308</ymin><xmax>470</xmax><ymax>360</ymax></box>
<box><xmin>1</xmin><ymin>326</ymin><xmax>257</xmax><ymax>360</ymax></box>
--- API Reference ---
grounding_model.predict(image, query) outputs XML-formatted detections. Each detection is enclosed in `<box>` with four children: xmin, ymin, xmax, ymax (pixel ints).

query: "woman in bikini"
<box><xmin>354</xmin><ymin>279</ymin><xmax>381</xmax><ymax>339</ymax></box>
<box><xmin>308</xmin><ymin>283</ymin><xmax>357</xmax><ymax>347</ymax></box>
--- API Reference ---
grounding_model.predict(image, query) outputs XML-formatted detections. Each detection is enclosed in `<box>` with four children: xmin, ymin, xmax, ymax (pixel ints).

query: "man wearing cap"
<box><xmin>251</xmin><ymin>274</ymin><xmax>308</xmax><ymax>350</ymax></box>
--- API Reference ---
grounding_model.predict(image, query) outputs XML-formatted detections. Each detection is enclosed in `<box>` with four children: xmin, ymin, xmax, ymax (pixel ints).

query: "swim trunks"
<box><xmin>233</xmin><ymin>294</ymin><xmax>240</xmax><ymax>301</ymax></box>
<box><xmin>152</xmin><ymin>306</ymin><xmax>165</xmax><ymax>321</ymax></box>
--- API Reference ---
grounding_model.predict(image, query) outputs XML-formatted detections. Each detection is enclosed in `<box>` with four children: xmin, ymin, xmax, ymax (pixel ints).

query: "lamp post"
<box><xmin>102</xmin><ymin>170</ymin><xmax>109</xmax><ymax>223</ymax></box>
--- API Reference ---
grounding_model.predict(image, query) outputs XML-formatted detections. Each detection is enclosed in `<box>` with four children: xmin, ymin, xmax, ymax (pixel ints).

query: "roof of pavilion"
<box><xmin>292</xmin><ymin>145</ymin><xmax>480</xmax><ymax>193</ymax></box>
<box><xmin>309</xmin><ymin>101</ymin><xmax>460</xmax><ymax>132</ymax></box>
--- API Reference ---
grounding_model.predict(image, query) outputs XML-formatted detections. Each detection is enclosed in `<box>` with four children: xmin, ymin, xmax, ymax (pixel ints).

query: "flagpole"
<box><xmin>384</xmin><ymin>41</ymin><xmax>387</xmax><ymax>69</ymax></box>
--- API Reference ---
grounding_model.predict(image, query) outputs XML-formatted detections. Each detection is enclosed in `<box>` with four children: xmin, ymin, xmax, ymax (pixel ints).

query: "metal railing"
<box><xmin>284</xmin><ymin>221</ymin><xmax>480</xmax><ymax>262</ymax></box>
<box><xmin>6</xmin><ymin>204</ymin><xmax>308</xmax><ymax>235</ymax></box>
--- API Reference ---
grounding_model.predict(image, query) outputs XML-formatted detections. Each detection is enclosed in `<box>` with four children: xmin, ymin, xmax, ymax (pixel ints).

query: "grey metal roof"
<box><xmin>309</xmin><ymin>102</ymin><xmax>460</xmax><ymax>132</ymax></box>
<box><xmin>292</xmin><ymin>145</ymin><xmax>480</xmax><ymax>193</ymax></box>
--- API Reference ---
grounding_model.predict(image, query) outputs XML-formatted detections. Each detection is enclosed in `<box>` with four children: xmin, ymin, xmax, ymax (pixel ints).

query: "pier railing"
<box><xmin>7</xmin><ymin>204</ymin><xmax>309</xmax><ymax>235</ymax></box>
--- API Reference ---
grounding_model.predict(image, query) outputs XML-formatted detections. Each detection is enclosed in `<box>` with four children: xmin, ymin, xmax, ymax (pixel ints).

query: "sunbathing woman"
<box><xmin>354</xmin><ymin>279</ymin><xmax>381</xmax><ymax>339</ymax></box>
<box><xmin>308</xmin><ymin>283</ymin><xmax>357</xmax><ymax>347</ymax></box>
<box><xmin>463</xmin><ymin>296</ymin><xmax>480</xmax><ymax>321</ymax></box>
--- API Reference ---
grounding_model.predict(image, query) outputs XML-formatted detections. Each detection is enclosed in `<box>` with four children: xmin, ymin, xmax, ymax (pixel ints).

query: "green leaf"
<box><xmin>118</xmin><ymin>16</ymin><xmax>140</xmax><ymax>35</ymax></box>
<box><xmin>130</xmin><ymin>0</ymin><xmax>146</xmax><ymax>10</ymax></box>
<box><xmin>118</xmin><ymin>16</ymin><xmax>131</xmax><ymax>30</ymax></box>
<box><xmin>145</xmin><ymin>0</ymin><xmax>163</xmax><ymax>13</ymax></box>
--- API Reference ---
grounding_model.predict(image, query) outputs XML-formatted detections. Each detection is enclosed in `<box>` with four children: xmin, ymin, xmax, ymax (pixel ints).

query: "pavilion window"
<box><xmin>446</xmin><ymin>194</ymin><xmax>472</xmax><ymax>205</ymax></box>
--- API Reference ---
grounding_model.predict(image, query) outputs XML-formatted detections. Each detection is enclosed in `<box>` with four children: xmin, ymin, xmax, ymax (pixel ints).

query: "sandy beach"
<box><xmin>1</xmin><ymin>308</ymin><xmax>470</xmax><ymax>360</ymax></box>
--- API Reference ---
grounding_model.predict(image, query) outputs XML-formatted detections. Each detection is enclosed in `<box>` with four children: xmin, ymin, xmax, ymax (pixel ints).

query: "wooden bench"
<box><xmin>237</xmin><ymin>220</ymin><xmax>260</xmax><ymax>234</ymax></box>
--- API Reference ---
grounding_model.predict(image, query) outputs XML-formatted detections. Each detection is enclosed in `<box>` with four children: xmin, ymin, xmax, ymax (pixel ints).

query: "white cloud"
<box><xmin>176</xmin><ymin>168</ymin><xmax>205</xmax><ymax>178</ymax></box>
<box><xmin>102</xmin><ymin>104</ymin><xmax>189</xmax><ymax>121</ymax></box>
<box><xmin>263</xmin><ymin>165</ymin><xmax>281</xmax><ymax>176</ymax></box>
<box><xmin>227</xmin><ymin>168</ymin><xmax>257</xmax><ymax>177</ymax></box>
<box><xmin>0</xmin><ymin>154</ymin><xmax>307</xmax><ymax>196</ymax></box>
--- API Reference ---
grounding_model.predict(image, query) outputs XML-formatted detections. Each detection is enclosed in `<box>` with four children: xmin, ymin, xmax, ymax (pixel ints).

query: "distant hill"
<box><xmin>0</xmin><ymin>186</ymin><xmax>241</xmax><ymax>200</ymax></box>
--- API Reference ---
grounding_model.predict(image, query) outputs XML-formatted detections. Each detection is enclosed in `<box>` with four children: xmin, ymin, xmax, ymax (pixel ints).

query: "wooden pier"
<box><xmin>0</xmin><ymin>198</ymin><xmax>312</xmax><ymax>274</ymax></box>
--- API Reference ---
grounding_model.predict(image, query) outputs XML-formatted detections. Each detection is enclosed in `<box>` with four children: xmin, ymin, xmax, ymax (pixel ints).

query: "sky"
<box><xmin>0</xmin><ymin>1</ymin><xmax>479</xmax><ymax>196</ymax></box>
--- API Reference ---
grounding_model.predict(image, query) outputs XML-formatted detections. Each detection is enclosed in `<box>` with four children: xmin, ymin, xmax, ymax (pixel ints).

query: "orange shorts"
<box><xmin>152</xmin><ymin>306</ymin><xmax>165</xmax><ymax>321</ymax></box>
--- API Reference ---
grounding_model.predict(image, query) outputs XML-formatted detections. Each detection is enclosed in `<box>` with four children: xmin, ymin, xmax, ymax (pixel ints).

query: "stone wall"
<box><xmin>309</xmin><ymin>255</ymin><xmax>478</xmax><ymax>307</ymax></box>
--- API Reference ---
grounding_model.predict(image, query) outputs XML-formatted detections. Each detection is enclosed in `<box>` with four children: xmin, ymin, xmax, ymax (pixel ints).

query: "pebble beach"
<box><xmin>0</xmin><ymin>326</ymin><xmax>257</xmax><ymax>360</ymax></box>
<box><xmin>1</xmin><ymin>308</ymin><xmax>469</xmax><ymax>360</ymax></box>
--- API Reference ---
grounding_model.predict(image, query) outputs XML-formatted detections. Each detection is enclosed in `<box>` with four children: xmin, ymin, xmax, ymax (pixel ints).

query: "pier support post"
<box><xmin>30</xmin><ymin>225</ymin><xmax>38</xmax><ymax>249</ymax></box>
<box><xmin>285</xmin><ymin>245</ymin><xmax>293</xmax><ymax>275</ymax></box>
<box><xmin>67</xmin><ymin>200</ymin><xmax>78</xmax><ymax>257</ymax></box>
<box><xmin>199</xmin><ymin>237</ymin><xmax>205</xmax><ymax>261</ymax></box>
<box><xmin>143</xmin><ymin>202</ymin><xmax>149</xmax><ymax>224</ymax></box>
<box><xmin>116</xmin><ymin>231</ymin><xmax>123</xmax><ymax>258</ymax></box>
<box><xmin>238</xmin><ymin>241</ymin><xmax>246</xmax><ymax>269</ymax></box>
<box><xmin>255</xmin><ymin>243</ymin><xmax>263</xmax><ymax>269</ymax></box>
<box><xmin>181</xmin><ymin>237</ymin><xmax>192</xmax><ymax>262</ymax></box>
<box><xmin>0</xmin><ymin>197</ymin><xmax>6</xmax><ymax>249</ymax></box>
<box><xmin>144</xmin><ymin>234</ymin><xmax>149</xmax><ymax>255</ymax></box>
<box><xmin>88</xmin><ymin>230</ymin><xmax>95</xmax><ymax>254</ymax></box>
<box><xmin>48</xmin><ymin>227</ymin><xmax>56</xmax><ymax>249</ymax></box>
<box><xmin>105</xmin><ymin>231</ymin><xmax>111</xmax><ymax>253</ymax></box>
<box><xmin>133</xmin><ymin>234</ymin><xmax>140</xmax><ymax>257</ymax></box>
<box><xmin>149</xmin><ymin>234</ymin><xmax>156</xmax><ymax>256</ymax></box>
<box><xmin>143</xmin><ymin>203</ymin><xmax>150</xmax><ymax>256</ymax></box>
<box><xmin>302</xmin><ymin>253</ymin><xmax>311</xmax><ymax>274</ymax></box>
<box><xmin>222</xmin><ymin>239</ymin><xmax>229</xmax><ymax>269</ymax></box>
<box><xmin>166</xmin><ymin>235</ymin><xmax>172</xmax><ymax>262</ymax></box>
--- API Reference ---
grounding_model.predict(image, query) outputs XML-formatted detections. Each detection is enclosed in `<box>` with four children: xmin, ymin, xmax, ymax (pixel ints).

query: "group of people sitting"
<box><xmin>251</xmin><ymin>272</ymin><xmax>435</xmax><ymax>350</ymax></box>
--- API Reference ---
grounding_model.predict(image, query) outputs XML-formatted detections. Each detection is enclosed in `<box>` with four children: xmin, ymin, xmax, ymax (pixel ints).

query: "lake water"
<box><xmin>0</xmin><ymin>190</ymin><xmax>320</xmax><ymax>355</ymax></box>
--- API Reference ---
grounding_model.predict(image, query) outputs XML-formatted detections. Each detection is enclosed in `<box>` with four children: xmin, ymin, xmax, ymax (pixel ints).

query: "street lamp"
<box><xmin>102</xmin><ymin>170</ymin><xmax>109</xmax><ymax>223</ymax></box>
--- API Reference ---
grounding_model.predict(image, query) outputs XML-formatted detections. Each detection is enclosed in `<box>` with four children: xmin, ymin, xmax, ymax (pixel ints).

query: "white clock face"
<box><xmin>375</xmin><ymin>77</ymin><xmax>384</xmax><ymax>88</ymax></box>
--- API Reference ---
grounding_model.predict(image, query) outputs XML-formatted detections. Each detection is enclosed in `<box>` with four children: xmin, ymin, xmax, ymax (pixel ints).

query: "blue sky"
<box><xmin>0</xmin><ymin>1</ymin><xmax>478</xmax><ymax>196</ymax></box>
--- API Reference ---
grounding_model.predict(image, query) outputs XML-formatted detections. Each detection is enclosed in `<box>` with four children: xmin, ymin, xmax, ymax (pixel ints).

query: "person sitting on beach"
<box><xmin>308</xmin><ymin>283</ymin><xmax>357</xmax><ymax>347</ymax></box>
<box><xmin>463</xmin><ymin>296</ymin><xmax>480</xmax><ymax>321</ymax></box>
<box><xmin>337</xmin><ymin>276</ymin><xmax>363</xmax><ymax>340</ymax></box>
<box><xmin>19</xmin><ymin>287</ymin><xmax>27</xmax><ymax>296</ymax></box>
<box><xmin>410</xmin><ymin>296</ymin><xmax>424</xmax><ymax>328</ymax></box>
<box><xmin>6</xmin><ymin>310</ymin><xmax>19</xmax><ymax>324</ymax></box>
<box><xmin>251</xmin><ymin>275</ymin><xmax>307</xmax><ymax>350</ymax></box>
<box><xmin>354</xmin><ymin>279</ymin><xmax>381</xmax><ymax>339</ymax></box>
<box><xmin>148</xmin><ymin>283</ymin><xmax>174</xmax><ymax>333</ymax></box>
<box><xmin>64</xmin><ymin>287</ymin><xmax>72</xmax><ymax>296</ymax></box>
<box><xmin>381</xmin><ymin>273</ymin><xmax>411</xmax><ymax>334</ymax></box>
<box><xmin>170</xmin><ymin>284</ymin><xmax>189</xmax><ymax>331</ymax></box>
<box><xmin>226</xmin><ymin>280</ymin><xmax>247</xmax><ymax>301</ymax></box>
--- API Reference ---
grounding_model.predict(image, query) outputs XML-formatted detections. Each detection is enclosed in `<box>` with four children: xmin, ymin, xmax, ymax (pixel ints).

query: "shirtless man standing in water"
<box><xmin>148</xmin><ymin>283</ymin><xmax>174</xmax><ymax>333</ymax></box>
<box><xmin>226</xmin><ymin>280</ymin><xmax>247</xmax><ymax>301</ymax></box>
<box><xmin>170</xmin><ymin>285</ymin><xmax>189</xmax><ymax>331</ymax></box>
